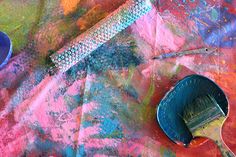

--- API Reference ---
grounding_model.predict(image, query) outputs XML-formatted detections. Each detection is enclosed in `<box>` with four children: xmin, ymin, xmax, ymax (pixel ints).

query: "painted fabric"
<box><xmin>0</xmin><ymin>0</ymin><xmax>236</xmax><ymax>156</ymax></box>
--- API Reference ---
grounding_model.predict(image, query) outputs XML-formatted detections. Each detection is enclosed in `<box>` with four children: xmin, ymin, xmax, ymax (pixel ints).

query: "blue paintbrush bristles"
<box><xmin>183</xmin><ymin>95</ymin><xmax>225</xmax><ymax>133</ymax></box>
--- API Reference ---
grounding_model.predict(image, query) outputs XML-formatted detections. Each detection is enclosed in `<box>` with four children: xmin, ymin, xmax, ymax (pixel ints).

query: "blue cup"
<box><xmin>0</xmin><ymin>31</ymin><xmax>12</xmax><ymax>69</ymax></box>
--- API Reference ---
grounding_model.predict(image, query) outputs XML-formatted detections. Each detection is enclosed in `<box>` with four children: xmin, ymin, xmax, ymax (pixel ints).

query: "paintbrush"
<box><xmin>152</xmin><ymin>47</ymin><xmax>218</xmax><ymax>60</ymax></box>
<box><xmin>183</xmin><ymin>95</ymin><xmax>235</xmax><ymax>157</ymax></box>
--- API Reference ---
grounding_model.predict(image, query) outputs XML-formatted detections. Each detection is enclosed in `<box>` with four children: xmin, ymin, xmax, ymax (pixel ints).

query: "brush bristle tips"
<box><xmin>182</xmin><ymin>95</ymin><xmax>224</xmax><ymax>132</ymax></box>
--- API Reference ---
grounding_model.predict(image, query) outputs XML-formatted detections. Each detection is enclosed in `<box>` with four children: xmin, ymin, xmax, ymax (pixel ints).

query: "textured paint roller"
<box><xmin>49</xmin><ymin>0</ymin><xmax>152</xmax><ymax>74</ymax></box>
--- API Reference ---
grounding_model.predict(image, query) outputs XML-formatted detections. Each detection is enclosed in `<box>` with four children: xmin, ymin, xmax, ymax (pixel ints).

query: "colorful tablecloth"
<box><xmin>0</xmin><ymin>0</ymin><xmax>236</xmax><ymax>156</ymax></box>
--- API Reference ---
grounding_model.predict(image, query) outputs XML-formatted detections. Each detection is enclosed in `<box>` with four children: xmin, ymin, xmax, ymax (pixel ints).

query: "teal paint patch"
<box><xmin>124</xmin><ymin>85</ymin><xmax>139</xmax><ymax>99</ymax></box>
<box><xmin>99</xmin><ymin>118</ymin><xmax>123</xmax><ymax>138</ymax></box>
<box><xmin>35</xmin><ymin>138</ymin><xmax>56</xmax><ymax>152</ymax></box>
<box><xmin>200</xmin><ymin>0</ymin><xmax>207</xmax><ymax>6</ymax></box>
<box><xmin>82</xmin><ymin>76</ymin><xmax>125</xmax><ymax>140</ymax></box>
<box><xmin>65</xmin><ymin>94</ymin><xmax>83</xmax><ymax>112</ymax></box>
<box><xmin>76</xmin><ymin>145</ymin><xmax>86</xmax><ymax>157</ymax></box>
<box><xmin>225</xmin><ymin>0</ymin><xmax>232</xmax><ymax>3</ymax></box>
<box><xmin>211</xmin><ymin>8</ymin><xmax>219</xmax><ymax>21</ymax></box>
<box><xmin>163</xmin><ymin>149</ymin><xmax>176</xmax><ymax>157</ymax></box>
<box><xmin>82</xmin><ymin>121</ymin><xmax>93</xmax><ymax>128</ymax></box>
<box><xmin>31</xmin><ymin>122</ymin><xmax>45</xmax><ymax>135</ymax></box>
<box><xmin>64</xmin><ymin>146</ymin><xmax>76</xmax><ymax>157</ymax></box>
<box><xmin>72</xmin><ymin>94</ymin><xmax>82</xmax><ymax>103</ymax></box>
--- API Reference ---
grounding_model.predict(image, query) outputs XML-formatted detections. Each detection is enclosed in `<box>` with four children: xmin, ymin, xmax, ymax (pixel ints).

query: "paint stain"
<box><xmin>99</xmin><ymin>118</ymin><xmax>123</xmax><ymax>138</ymax></box>
<box><xmin>77</xmin><ymin>145</ymin><xmax>86</xmax><ymax>156</ymax></box>
<box><xmin>77</xmin><ymin>4</ymin><xmax>108</xmax><ymax>31</ymax></box>
<box><xmin>193</xmin><ymin>6</ymin><xmax>236</xmax><ymax>47</ymax></box>
<box><xmin>60</xmin><ymin>0</ymin><xmax>81</xmax><ymax>15</ymax></box>
<box><xmin>64</xmin><ymin>94</ymin><xmax>83</xmax><ymax>112</ymax></box>
<box><xmin>211</xmin><ymin>8</ymin><xmax>219</xmax><ymax>21</ymax></box>
<box><xmin>64</xmin><ymin>146</ymin><xmax>76</xmax><ymax>157</ymax></box>
<box><xmin>0</xmin><ymin>0</ymin><xmax>39</xmax><ymax>52</ymax></box>
<box><xmin>159</xmin><ymin>146</ymin><xmax>176</xmax><ymax>157</ymax></box>
<box><xmin>65</xmin><ymin>34</ymin><xmax>142</xmax><ymax>77</ymax></box>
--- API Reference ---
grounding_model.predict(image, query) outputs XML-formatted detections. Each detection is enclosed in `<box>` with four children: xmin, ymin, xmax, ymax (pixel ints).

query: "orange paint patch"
<box><xmin>60</xmin><ymin>0</ymin><xmax>81</xmax><ymax>15</ymax></box>
<box><xmin>76</xmin><ymin>4</ymin><xmax>108</xmax><ymax>31</ymax></box>
<box><xmin>34</xmin><ymin>23</ymin><xmax>65</xmax><ymax>57</ymax></box>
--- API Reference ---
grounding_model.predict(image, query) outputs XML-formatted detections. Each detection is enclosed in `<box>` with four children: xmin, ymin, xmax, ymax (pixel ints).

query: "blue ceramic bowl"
<box><xmin>157</xmin><ymin>75</ymin><xmax>228</xmax><ymax>146</ymax></box>
<box><xmin>0</xmin><ymin>31</ymin><xmax>12</xmax><ymax>69</ymax></box>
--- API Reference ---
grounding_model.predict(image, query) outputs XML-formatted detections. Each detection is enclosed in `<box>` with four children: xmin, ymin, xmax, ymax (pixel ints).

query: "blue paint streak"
<box><xmin>225</xmin><ymin>0</ymin><xmax>232</xmax><ymax>3</ymax></box>
<box><xmin>82</xmin><ymin>77</ymin><xmax>125</xmax><ymax>140</ymax></box>
<box><xmin>34</xmin><ymin>138</ymin><xmax>82</xmax><ymax>156</ymax></box>
<box><xmin>67</xmin><ymin>94</ymin><xmax>83</xmax><ymax>112</ymax></box>
<box><xmin>76</xmin><ymin>145</ymin><xmax>86</xmax><ymax>157</ymax></box>
<box><xmin>64</xmin><ymin>146</ymin><xmax>76</xmax><ymax>157</ymax></box>
<box><xmin>34</xmin><ymin>67</ymin><xmax>46</xmax><ymax>85</ymax></box>
<box><xmin>124</xmin><ymin>85</ymin><xmax>139</xmax><ymax>99</ymax></box>
<box><xmin>82</xmin><ymin>121</ymin><xmax>93</xmax><ymax>128</ymax></box>
<box><xmin>192</xmin><ymin>7</ymin><xmax>236</xmax><ymax>47</ymax></box>
<box><xmin>100</xmin><ymin>118</ymin><xmax>123</xmax><ymax>138</ymax></box>
<box><xmin>65</xmin><ymin>36</ymin><xmax>142</xmax><ymax>77</ymax></box>
<box><xmin>34</xmin><ymin>138</ymin><xmax>55</xmax><ymax>152</ymax></box>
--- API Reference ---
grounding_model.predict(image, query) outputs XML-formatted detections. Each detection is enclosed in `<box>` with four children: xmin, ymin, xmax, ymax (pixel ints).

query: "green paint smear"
<box><xmin>211</xmin><ymin>8</ymin><xmax>219</xmax><ymax>22</ymax></box>
<box><xmin>92</xmin><ymin>130</ymin><xmax>123</xmax><ymax>139</ymax></box>
<box><xmin>125</xmin><ymin>77</ymin><xmax>156</xmax><ymax>126</ymax></box>
<box><xmin>159</xmin><ymin>146</ymin><xmax>176</xmax><ymax>157</ymax></box>
<box><xmin>138</xmin><ymin>78</ymin><xmax>156</xmax><ymax>122</ymax></box>
<box><xmin>0</xmin><ymin>0</ymin><xmax>39</xmax><ymax>53</ymax></box>
<box><xmin>111</xmin><ymin>68</ymin><xmax>157</xmax><ymax>129</ymax></box>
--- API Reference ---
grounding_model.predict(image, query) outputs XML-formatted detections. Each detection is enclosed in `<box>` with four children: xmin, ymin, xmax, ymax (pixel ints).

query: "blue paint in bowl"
<box><xmin>0</xmin><ymin>31</ymin><xmax>12</xmax><ymax>69</ymax></box>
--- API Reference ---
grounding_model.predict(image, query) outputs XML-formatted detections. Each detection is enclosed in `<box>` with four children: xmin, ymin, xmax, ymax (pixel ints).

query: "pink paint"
<box><xmin>7</xmin><ymin>74</ymin><xmax>85</xmax><ymax>146</ymax></box>
<box><xmin>82</xmin><ymin>101</ymin><xmax>99</xmax><ymax>113</ymax></box>
<box><xmin>83</xmin><ymin>138</ymin><xmax>121</xmax><ymax>148</ymax></box>
<box><xmin>0</xmin><ymin>88</ymin><xmax>10</xmax><ymax>110</ymax></box>
<box><xmin>132</xmin><ymin>7</ymin><xmax>186</xmax><ymax>56</ymax></box>
<box><xmin>66</xmin><ymin>79</ymin><xmax>86</xmax><ymax>95</ymax></box>
<box><xmin>78</xmin><ymin>124</ymin><xmax>121</xmax><ymax>148</ymax></box>
<box><xmin>78</xmin><ymin>125</ymin><xmax>100</xmax><ymax>144</ymax></box>
<box><xmin>176</xmin><ymin>56</ymin><xmax>195</xmax><ymax>71</ymax></box>
<box><xmin>0</xmin><ymin>121</ymin><xmax>36</xmax><ymax>156</ymax></box>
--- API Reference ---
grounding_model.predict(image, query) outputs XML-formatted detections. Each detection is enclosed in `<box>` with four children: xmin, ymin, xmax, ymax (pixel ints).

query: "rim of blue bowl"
<box><xmin>0</xmin><ymin>31</ymin><xmax>12</xmax><ymax>69</ymax></box>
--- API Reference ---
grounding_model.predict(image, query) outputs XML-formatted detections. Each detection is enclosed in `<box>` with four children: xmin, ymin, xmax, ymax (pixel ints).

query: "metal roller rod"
<box><xmin>49</xmin><ymin>0</ymin><xmax>152</xmax><ymax>74</ymax></box>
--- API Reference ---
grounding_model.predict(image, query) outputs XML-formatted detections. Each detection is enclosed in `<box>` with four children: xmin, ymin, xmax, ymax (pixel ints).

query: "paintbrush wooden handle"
<box><xmin>193</xmin><ymin>117</ymin><xmax>235</xmax><ymax>157</ymax></box>
<box><xmin>215</xmin><ymin>138</ymin><xmax>235</xmax><ymax>157</ymax></box>
<box><xmin>208</xmin><ymin>119</ymin><xmax>235</xmax><ymax>157</ymax></box>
